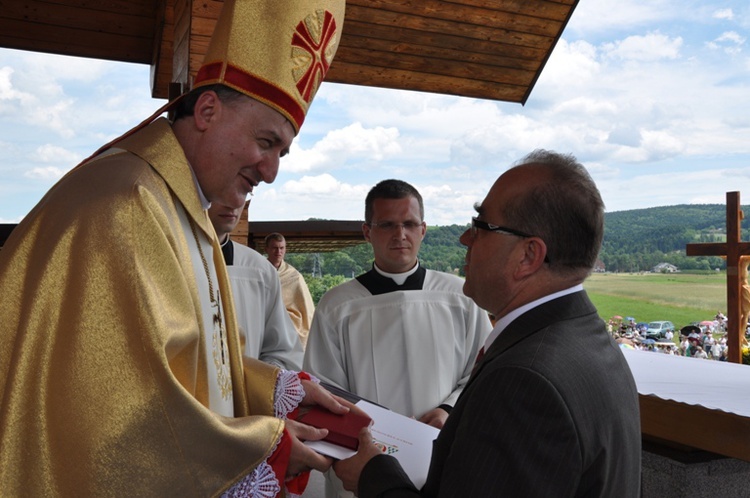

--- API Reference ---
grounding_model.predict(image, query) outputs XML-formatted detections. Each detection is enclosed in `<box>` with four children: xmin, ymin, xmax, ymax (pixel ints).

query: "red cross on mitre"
<box><xmin>292</xmin><ymin>10</ymin><xmax>338</xmax><ymax>104</ymax></box>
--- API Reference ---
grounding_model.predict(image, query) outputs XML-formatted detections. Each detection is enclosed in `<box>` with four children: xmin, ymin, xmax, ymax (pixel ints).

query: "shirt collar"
<box><xmin>483</xmin><ymin>284</ymin><xmax>584</xmax><ymax>350</ymax></box>
<box><xmin>187</xmin><ymin>162</ymin><xmax>211</xmax><ymax>209</ymax></box>
<box><xmin>374</xmin><ymin>262</ymin><xmax>419</xmax><ymax>286</ymax></box>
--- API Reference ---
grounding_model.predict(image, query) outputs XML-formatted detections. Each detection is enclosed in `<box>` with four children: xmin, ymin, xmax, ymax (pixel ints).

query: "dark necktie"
<box><xmin>471</xmin><ymin>346</ymin><xmax>485</xmax><ymax>375</ymax></box>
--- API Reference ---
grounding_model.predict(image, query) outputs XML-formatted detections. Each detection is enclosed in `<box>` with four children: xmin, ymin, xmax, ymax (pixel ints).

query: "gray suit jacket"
<box><xmin>359</xmin><ymin>291</ymin><xmax>641</xmax><ymax>497</ymax></box>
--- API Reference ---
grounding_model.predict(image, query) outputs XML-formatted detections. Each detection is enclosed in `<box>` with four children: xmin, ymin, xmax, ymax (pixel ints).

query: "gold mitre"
<box><xmin>193</xmin><ymin>0</ymin><xmax>346</xmax><ymax>134</ymax></box>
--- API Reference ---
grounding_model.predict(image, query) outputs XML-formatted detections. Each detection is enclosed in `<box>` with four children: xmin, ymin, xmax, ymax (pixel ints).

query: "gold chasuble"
<box><xmin>0</xmin><ymin>118</ymin><xmax>283</xmax><ymax>496</ymax></box>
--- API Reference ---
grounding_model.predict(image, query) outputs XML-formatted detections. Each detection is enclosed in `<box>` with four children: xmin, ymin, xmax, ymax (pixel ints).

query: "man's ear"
<box><xmin>514</xmin><ymin>237</ymin><xmax>548</xmax><ymax>279</ymax></box>
<box><xmin>193</xmin><ymin>91</ymin><xmax>220</xmax><ymax>131</ymax></box>
<box><xmin>362</xmin><ymin>223</ymin><xmax>372</xmax><ymax>243</ymax></box>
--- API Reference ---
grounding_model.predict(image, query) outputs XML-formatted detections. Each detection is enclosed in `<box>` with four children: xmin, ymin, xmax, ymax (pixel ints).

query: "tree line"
<box><xmin>600</xmin><ymin>204</ymin><xmax>748</xmax><ymax>273</ymax></box>
<box><xmin>284</xmin><ymin>204</ymin><xmax>749</xmax><ymax>302</ymax></box>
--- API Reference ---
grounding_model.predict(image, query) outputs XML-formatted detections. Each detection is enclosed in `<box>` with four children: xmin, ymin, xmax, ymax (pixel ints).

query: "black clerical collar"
<box><xmin>356</xmin><ymin>264</ymin><xmax>426</xmax><ymax>295</ymax></box>
<box><xmin>219</xmin><ymin>236</ymin><xmax>234</xmax><ymax>266</ymax></box>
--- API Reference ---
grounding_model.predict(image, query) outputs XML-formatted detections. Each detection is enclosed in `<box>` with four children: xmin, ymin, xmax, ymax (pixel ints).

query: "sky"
<box><xmin>1</xmin><ymin>0</ymin><xmax>749</xmax><ymax>226</ymax></box>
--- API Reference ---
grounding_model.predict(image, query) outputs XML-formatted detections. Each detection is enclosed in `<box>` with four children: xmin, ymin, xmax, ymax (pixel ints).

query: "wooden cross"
<box><xmin>686</xmin><ymin>192</ymin><xmax>749</xmax><ymax>363</ymax></box>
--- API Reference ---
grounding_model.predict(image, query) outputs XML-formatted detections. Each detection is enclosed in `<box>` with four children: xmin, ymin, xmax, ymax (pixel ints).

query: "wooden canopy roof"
<box><xmin>230</xmin><ymin>203</ymin><xmax>366</xmax><ymax>254</ymax></box>
<box><xmin>238</xmin><ymin>220</ymin><xmax>366</xmax><ymax>254</ymax></box>
<box><xmin>1</xmin><ymin>0</ymin><xmax>578</xmax><ymax>103</ymax></box>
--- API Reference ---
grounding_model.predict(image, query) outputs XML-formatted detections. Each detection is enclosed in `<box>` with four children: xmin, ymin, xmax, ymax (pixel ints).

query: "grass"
<box><xmin>583</xmin><ymin>272</ymin><xmax>726</xmax><ymax>330</ymax></box>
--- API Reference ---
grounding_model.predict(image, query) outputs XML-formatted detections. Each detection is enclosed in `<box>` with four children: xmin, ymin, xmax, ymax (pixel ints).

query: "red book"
<box><xmin>297</xmin><ymin>406</ymin><xmax>373</xmax><ymax>450</ymax></box>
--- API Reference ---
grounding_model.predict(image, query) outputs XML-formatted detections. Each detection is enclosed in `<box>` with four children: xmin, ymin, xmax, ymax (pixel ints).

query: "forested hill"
<box><xmin>601</xmin><ymin>204</ymin><xmax>749</xmax><ymax>272</ymax></box>
<box><xmin>604</xmin><ymin>204</ymin><xmax>749</xmax><ymax>253</ymax></box>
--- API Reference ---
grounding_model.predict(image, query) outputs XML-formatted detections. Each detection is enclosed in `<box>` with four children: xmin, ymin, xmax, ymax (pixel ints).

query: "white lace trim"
<box><xmin>274</xmin><ymin>370</ymin><xmax>312</xmax><ymax>419</ymax></box>
<box><xmin>223</xmin><ymin>371</ymin><xmax>323</xmax><ymax>496</ymax></box>
<box><xmin>221</xmin><ymin>461</ymin><xmax>280</xmax><ymax>498</ymax></box>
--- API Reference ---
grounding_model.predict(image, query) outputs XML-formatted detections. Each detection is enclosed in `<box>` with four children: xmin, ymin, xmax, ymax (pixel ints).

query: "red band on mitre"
<box><xmin>195</xmin><ymin>61</ymin><xmax>306</xmax><ymax>132</ymax></box>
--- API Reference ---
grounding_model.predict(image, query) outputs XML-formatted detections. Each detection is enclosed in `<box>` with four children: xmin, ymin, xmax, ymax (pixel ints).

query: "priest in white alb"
<box><xmin>209</xmin><ymin>200</ymin><xmax>304</xmax><ymax>370</ymax></box>
<box><xmin>303</xmin><ymin>179</ymin><xmax>492</xmax><ymax>498</ymax></box>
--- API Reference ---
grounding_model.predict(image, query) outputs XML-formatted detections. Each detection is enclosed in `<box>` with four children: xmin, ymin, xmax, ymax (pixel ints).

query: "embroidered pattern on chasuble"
<box><xmin>190</xmin><ymin>219</ymin><xmax>233</xmax><ymax>402</ymax></box>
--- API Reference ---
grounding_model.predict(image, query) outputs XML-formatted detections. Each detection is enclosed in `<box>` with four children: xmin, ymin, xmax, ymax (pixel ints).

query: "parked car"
<box><xmin>646</xmin><ymin>321</ymin><xmax>675</xmax><ymax>339</ymax></box>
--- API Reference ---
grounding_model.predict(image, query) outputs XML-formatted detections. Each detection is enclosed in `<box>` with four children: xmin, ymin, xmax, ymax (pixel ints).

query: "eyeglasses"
<box><xmin>470</xmin><ymin>217</ymin><xmax>550</xmax><ymax>263</ymax></box>
<box><xmin>368</xmin><ymin>221</ymin><xmax>424</xmax><ymax>232</ymax></box>
<box><xmin>470</xmin><ymin>217</ymin><xmax>534</xmax><ymax>238</ymax></box>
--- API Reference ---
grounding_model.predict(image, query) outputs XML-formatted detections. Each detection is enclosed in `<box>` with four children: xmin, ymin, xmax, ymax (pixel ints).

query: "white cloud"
<box><xmin>0</xmin><ymin>66</ymin><xmax>33</xmax><ymax>105</ymax></box>
<box><xmin>19</xmin><ymin>51</ymin><xmax>112</xmax><ymax>85</ymax></box>
<box><xmin>30</xmin><ymin>144</ymin><xmax>81</xmax><ymax>164</ymax></box>
<box><xmin>283</xmin><ymin>173</ymin><xmax>345</xmax><ymax>194</ymax></box>
<box><xmin>602</xmin><ymin>32</ymin><xmax>682</xmax><ymax>61</ymax></box>
<box><xmin>0</xmin><ymin>60</ymin><xmax>76</xmax><ymax>138</ymax></box>
<box><xmin>279</xmin><ymin>173</ymin><xmax>370</xmax><ymax>199</ymax></box>
<box><xmin>716</xmin><ymin>31</ymin><xmax>746</xmax><ymax>45</ymax></box>
<box><xmin>706</xmin><ymin>31</ymin><xmax>745</xmax><ymax>55</ymax></box>
<box><xmin>250</xmin><ymin>174</ymin><xmax>372</xmax><ymax>221</ymax></box>
<box><xmin>713</xmin><ymin>9</ymin><xmax>734</xmax><ymax>20</ymax></box>
<box><xmin>596</xmin><ymin>166</ymin><xmax>750</xmax><ymax>213</ymax></box>
<box><xmin>539</xmin><ymin>39</ymin><xmax>600</xmax><ymax>88</ymax></box>
<box><xmin>316</xmin><ymin>83</ymin><xmax>504</xmax><ymax>139</ymax></box>
<box><xmin>706</xmin><ymin>31</ymin><xmax>746</xmax><ymax>55</ymax></box>
<box><xmin>24</xmin><ymin>166</ymin><xmax>66</xmax><ymax>181</ymax></box>
<box><xmin>607</xmin><ymin>126</ymin><xmax>642</xmax><ymax>148</ymax></box>
<box><xmin>566</xmin><ymin>0</ymin><xmax>673</xmax><ymax>34</ymax></box>
<box><xmin>284</xmin><ymin>122</ymin><xmax>401</xmax><ymax>173</ymax></box>
<box><xmin>639</xmin><ymin>130</ymin><xmax>686</xmax><ymax>161</ymax></box>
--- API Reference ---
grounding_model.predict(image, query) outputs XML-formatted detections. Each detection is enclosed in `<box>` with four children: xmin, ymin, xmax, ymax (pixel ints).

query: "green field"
<box><xmin>583</xmin><ymin>272</ymin><xmax>726</xmax><ymax>329</ymax></box>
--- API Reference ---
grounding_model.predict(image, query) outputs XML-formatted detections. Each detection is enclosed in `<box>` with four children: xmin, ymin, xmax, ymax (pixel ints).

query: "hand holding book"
<box><xmin>296</xmin><ymin>404</ymin><xmax>373</xmax><ymax>450</ymax></box>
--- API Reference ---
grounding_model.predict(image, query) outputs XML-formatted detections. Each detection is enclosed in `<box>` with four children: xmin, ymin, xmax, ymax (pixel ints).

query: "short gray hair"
<box><xmin>504</xmin><ymin>150</ymin><xmax>604</xmax><ymax>276</ymax></box>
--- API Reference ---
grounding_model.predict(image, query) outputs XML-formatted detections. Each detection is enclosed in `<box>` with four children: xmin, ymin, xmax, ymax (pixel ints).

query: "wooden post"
<box><xmin>229</xmin><ymin>199</ymin><xmax>251</xmax><ymax>247</ymax></box>
<box><xmin>686</xmin><ymin>192</ymin><xmax>749</xmax><ymax>363</ymax></box>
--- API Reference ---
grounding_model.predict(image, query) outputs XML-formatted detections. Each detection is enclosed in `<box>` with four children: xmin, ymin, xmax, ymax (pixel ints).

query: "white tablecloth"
<box><xmin>622</xmin><ymin>349</ymin><xmax>750</xmax><ymax>418</ymax></box>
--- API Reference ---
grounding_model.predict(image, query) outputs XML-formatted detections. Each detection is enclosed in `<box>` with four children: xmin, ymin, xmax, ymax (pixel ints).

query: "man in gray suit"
<box><xmin>333</xmin><ymin>150</ymin><xmax>642</xmax><ymax>497</ymax></box>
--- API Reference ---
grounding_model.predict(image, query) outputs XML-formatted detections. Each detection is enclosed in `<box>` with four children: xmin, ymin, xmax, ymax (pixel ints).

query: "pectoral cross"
<box><xmin>686</xmin><ymin>192</ymin><xmax>750</xmax><ymax>363</ymax></box>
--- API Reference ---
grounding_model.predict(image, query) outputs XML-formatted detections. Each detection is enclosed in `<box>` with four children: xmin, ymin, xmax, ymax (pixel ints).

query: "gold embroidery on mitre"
<box><xmin>291</xmin><ymin>9</ymin><xmax>339</xmax><ymax>104</ymax></box>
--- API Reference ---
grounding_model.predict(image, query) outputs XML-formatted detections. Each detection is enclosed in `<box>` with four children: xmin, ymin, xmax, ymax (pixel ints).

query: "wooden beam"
<box><xmin>0</xmin><ymin>18</ymin><xmax>152</xmax><ymax>64</ymax></box>
<box><xmin>346</xmin><ymin>0</ymin><xmax>567</xmax><ymax>39</ymax></box>
<box><xmin>331</xmin><ymin>45</ymin><xmax>536</xmax><ymax>86</ymax></box>
<box><xmin>640</xmin><ymin>394</ymin><xmax>750</xmax><ymax>462</ymax></box>
<box><xmin>344</xmin><ymin>3</ymin><xmax>557</xmax><ymax>49</ymax></box>
<box><xmin>0</xmin><ymin>0</ymin><xmax>156</xmax><ymax>64</ymax></box>
<box><xmin>339</xmin><ymin>20</ymin><xmax>549</xmax><ymax>65</ymax></box>
<box><xmin>2</xmin><ymin>0</ymin><xmax>155</xmax><ymax>38</ymax></box>
<box><xmin>149</xmin><ymin>0</ymin><xmax>169</xmax><ymax>99</ymax></box>
<box><xmin>245</xmin><ymin>220</ymin><xmax>366</xmax><ymax>253</ymax></box>
<box><xmin>327</xmin><ymin>61</ymin><xmax>527</xmax><ymax>102</ymax></box>
<box><xmin>171</xmin><ymin>0</ymin><xmax>192</xmax><ymax>89</ymax></box>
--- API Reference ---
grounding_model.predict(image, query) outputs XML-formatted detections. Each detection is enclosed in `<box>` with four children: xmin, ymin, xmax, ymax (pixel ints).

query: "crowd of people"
<box><xmin>609</xmin><ymin>315</ymin><xmax>734</xmax><ymax>360</ymax></box>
